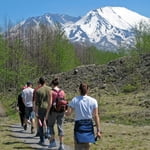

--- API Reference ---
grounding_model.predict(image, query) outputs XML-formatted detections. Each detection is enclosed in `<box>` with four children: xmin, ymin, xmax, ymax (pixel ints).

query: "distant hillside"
<box><xmin>46</xmin><ymin>53</ymin><xmax>150</xmax><ymax>95</ymax></box>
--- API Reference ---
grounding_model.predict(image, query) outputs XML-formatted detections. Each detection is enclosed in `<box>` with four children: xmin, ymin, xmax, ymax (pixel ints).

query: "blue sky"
<box><xmin>0</xmin><ymin>0</ymin><xmax>150</xmax><ymax>28</ymax></box>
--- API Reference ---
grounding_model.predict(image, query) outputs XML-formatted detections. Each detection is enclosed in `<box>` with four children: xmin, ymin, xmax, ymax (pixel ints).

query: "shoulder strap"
<box><xmin>52</xmin><ymin>89</ymin><xmax>61</xmax><ymax>95</ymax></box>
<box><xmin>52</xmin><ymin>89</ymin><xmax>62</xmax><ymax>103</ymax></box>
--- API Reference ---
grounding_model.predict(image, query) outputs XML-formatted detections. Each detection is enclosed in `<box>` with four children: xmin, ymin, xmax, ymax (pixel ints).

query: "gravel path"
<box><xmin>0</xmin><ymin>103</ymin><xmax>73</xmax><ymax>149</ymax></box>
<box><xmin>10</xmin><ymin>124</ymin><xmax>74</xmax><ymax>150</ymax></box>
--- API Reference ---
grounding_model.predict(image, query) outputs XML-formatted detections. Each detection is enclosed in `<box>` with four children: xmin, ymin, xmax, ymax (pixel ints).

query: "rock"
<box><xmin>46</xmin><ymin>54</ymin><xmax>150</xmax><ymax>96</ymax></box>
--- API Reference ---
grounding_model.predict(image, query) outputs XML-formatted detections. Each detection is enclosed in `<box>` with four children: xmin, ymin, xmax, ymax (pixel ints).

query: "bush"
<box><xmin>122</xmin><ymin>84</ymin><xmax>137</xmax><ymax>93</ymax></box>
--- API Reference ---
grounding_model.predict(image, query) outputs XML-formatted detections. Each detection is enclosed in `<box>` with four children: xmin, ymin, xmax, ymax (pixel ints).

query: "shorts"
<box><xmin>48</xmin><ymin>111</ymin><xmax>65</xmax><ymax>136</ymax></box>
<box><xmin>25</xmin><ymin>107</ymin><xmax>35</xmax><ymax>120</ymax></box>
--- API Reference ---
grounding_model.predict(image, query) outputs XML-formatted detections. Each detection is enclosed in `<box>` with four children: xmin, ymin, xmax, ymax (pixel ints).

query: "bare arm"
<box><xmin>34</xmin><ymin>92</ymin><xmax>39</xmax><ymax>117</ymax></box>
<box><xmin>65</xmin><ymin>106</ymin><xmax>73</xmax><ymax>116</ymax></box>
<box><xmin>35</xmin><ymin>105</ymin><xmax>39</xmax><ymax>117</ymax></box>
<box><xmin>93</xmin><ymin>107</ymin><xmax>102</xmax><ymax>138</ymax></box>
<box><xmin>32</xmin><ymin>90</ymin><xmax>36</xmax><ymax>112</ymax></box>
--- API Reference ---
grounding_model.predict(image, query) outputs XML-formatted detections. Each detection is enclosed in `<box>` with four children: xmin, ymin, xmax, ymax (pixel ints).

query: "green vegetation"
<box><xmin>0</xmin><ymin>22</ymin><xmax>150</xmax><ymax>149</ymax></box>
<box><xmin>122</xmin><ymin>83</ymin><xmax>137</xmax><ymax>93</ymax></box>
<box><xmin>134</xmin><ymin>21</ymin><xmax>150</xmax><ymax>54</ymax></box>
<box><xmin>0</xmin><ymin>89</ymin><xmax>149</xmax><ymax>150</ymax></box>
<box><xmin>64</xmin><ymin>90</ymin><xmax>150</xmax><ymax>150</ymax></box>
<box><xmin>1</xmin><ymin>21</ymin><xmax>150</xmax><ymax>92</ymax></box>
<box><xmin>0</xmin><ymin>93</ymin><xmax>37</xmax><ymax>150</ymax></box>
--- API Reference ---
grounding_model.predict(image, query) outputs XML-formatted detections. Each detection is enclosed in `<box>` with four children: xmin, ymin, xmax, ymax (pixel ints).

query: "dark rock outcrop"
<box><xmin>46</xmin><ymin>53</ymin><xmax>150</xmax><ymax>96</ymax></box>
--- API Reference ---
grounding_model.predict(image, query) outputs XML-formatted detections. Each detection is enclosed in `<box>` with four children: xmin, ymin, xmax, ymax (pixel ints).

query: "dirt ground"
<box><xmin>0</xmin><ymin>103</ymin><xmax>73</xmax><ymax>149</ymax></box>
<box><xmin>10</xmin><ymin>123</ymin><xmax>73</xmax><ymax>150</ymax></box>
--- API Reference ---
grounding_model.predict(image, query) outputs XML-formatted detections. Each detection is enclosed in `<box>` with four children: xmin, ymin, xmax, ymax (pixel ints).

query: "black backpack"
<box><xmin>52</xmin><ymin>89</ymin><xmax>68</xmax><ymax>113</ymax></box>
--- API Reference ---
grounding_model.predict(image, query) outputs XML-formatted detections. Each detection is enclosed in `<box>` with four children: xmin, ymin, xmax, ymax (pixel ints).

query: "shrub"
<box><xmin>122</xmin><ymin>84</ymin><xmax>137</xmax><ymax>93</ymax></box>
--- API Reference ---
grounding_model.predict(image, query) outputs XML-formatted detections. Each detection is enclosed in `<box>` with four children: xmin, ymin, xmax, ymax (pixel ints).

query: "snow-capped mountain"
<box><xmin>11</xmin><ymin>13</ymin><xmax>81</xmax><ymax>31</ymax></box>
<box><xmin>9</xmin><ymin>7</ymin><xmax>150</xmax><ymax>51</ymax></box>
<box><xmin>65</xmin><ymin>7</ymin><xmax>150</xmax><ymax>50</ymax></box>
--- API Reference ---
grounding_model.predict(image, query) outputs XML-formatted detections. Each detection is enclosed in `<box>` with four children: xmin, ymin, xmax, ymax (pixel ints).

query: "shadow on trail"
<box><xmin>13</xmin><ymin>146</ymin><xmax>37</xmax><ymax>150</ymax></box>
<box><xmin>9</xmin><ymin>124</ymin><xmax>74</xmax><ymax>150</ymax></box>
<box><xmin>3</xmin><ymin>141</ymin><xmax>22</xmax><ymax>145</ymax></box>
<box><xmin>9</xmin><ymin>134</ymin><xmax>37</xmax><ymax>139</ymax></box>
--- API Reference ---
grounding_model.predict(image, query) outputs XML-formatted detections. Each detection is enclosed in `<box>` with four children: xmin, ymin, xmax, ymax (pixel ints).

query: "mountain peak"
<box><xmin>96</xmin><ymin>6</ymin><xmax>149</xmax><ymax>29</ymax></box>
<box><xmin>8</xmin><ymin>6</ymin><xmax>150</xmax><ymax>51</ymax></box>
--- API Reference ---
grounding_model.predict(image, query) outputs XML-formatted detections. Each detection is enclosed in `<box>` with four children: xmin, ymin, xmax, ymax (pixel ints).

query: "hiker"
<box><xmin>33</xmin><ymin>80</ymin><xmax>42</xmax><ymax>137</ymax></box>
<box><xmin>35</xmin><ymin>77</ymin><xmax>51</xmax><ymax>145</ymax></box>
<box><xmin>65</xmin><ymin>83</ymin><xmax>102</xmax><ymax>150</ymax></box>
<box><xmin>16</xmin><ymin>86</ymin><xmax>26</xmax><ymax>127</ymax></box>
<box><xmin>45</xmin><ymin>78</ymin><xmax>66</xmax><ymax>150</ymax></box>
<box><xmin>22</xmin><ymin>81</ymin><xmax>35</xmax><ymax>133</ymax></box>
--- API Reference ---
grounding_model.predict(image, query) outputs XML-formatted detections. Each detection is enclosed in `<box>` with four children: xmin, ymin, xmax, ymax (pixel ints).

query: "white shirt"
<box><xmin>69</xmin><ymin>95</ymin><xmax>98</xmax><ymax>121</ymax></box>
<box><xmin>22</xmin><ymin>87</ymin><xmax>34</xmax><ymax>107</ymax></box>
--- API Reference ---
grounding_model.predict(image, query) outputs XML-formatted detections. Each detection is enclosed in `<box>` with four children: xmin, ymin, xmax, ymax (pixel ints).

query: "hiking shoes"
<box><xmin>31</xmin><ymin>126</ymin><xmax>35</xmax><ymax>134</ymax></box>
<box><xmin>27</xmin><ymin>119</ymin><xmax>31</xmax><ymax>124</ymax></box>
<box><xmin>23</xmin><ymin>124</ymin><xmax>27</xmax><ymax>130</ymax></box>
<box><xmin>35</xmin><ymin>132</ymin><xmax>39</xmax><ymax>137</ymax></box>
<box><xmin>58</xmin><ymin>144</ymin><xmax>65</xmax><ymax>150</ymax></box>
<box><xmin>38</xmin><ymin>140</ymin><xmax>46</xmax><ymax>146</ymax></box>
<box><xmin>48</xmin><ymin>139</ymin><xmax>57</xmax><ymax>148</ymax></box>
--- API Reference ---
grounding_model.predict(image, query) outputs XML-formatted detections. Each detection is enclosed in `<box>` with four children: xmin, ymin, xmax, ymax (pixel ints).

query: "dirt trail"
<box><xmin>0</xmin><ymin>103</ymin><xmax>73</xmax><ymax>149</ymax></box>
<box><xmin>10</xmin><ymin>124</ymin><xmax>74</xmax><ymax>150</ymax></box>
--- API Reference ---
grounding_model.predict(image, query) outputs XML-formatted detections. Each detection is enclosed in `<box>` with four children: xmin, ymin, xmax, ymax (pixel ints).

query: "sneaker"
<box><xmin>31</xmin><ymin>126</ymin><xmax>35</xmax><ymax>134</ymax></box>
<box><xmin>35</xmin><ymin>132</ymin><xmax>39</xmax><ymax>137</ymax></box>
<box><xmin>45</xmin><ymin>131</ymin><xmax>51</xmax><ymax>139</ymax></box>
<box><xmin>38</xmin><ymin>140</ymin><xmax>46</xmax><ymax>146</ymax></box>
<box><xmin>23</xmin><ymin>124</ymin><xmax>27</xmax><ymax>130</ymax></box>
<box><xmin>48</xmin><ymin>139</ymin><xmax>57</xmax><ymax>148</ymax></box>
<box><xmin>27</xmin><ymin>120</ymin><xmax>31</xmax><ymax>124</ymax></box>
<box><xmin>58</xmin><ymin>144</ymin><xmax>65</xmax><ymax>150</ymax></box>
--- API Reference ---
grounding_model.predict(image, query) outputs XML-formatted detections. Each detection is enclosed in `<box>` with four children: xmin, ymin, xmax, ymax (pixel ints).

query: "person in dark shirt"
<box><xmin>16</xmin><ymin>87</ymin><xmax>26</xmax><ymax>127</ymax></box>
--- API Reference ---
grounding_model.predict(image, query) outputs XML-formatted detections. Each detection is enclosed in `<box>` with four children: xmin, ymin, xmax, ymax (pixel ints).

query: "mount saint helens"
<box><xmin>9</xmin><ymin>7</ymin><xmax>150</xmax><ymax>51</ymax></box>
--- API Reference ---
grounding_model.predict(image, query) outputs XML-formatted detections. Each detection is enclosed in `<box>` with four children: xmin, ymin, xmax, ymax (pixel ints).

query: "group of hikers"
<box><xmin>16</xmin><ymin>77</ymin><xmax>102</xmax><ymax>150</ymax></box>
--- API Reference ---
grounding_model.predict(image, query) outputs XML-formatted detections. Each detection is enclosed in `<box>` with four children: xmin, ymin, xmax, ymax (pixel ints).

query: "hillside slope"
<box><xmin>46</xmin><ymin>53</ymin><xmax>150</xmax><ymax>127</ymax></box>
<box><xmin>0</xmin><ymin>54</ymin><xmax>149</xmax><ymax>150</ymax></box>
<box><xmin>47</xmin><ymin>53</ymin><xmax>150</xmax><ymax>95</ymax></box>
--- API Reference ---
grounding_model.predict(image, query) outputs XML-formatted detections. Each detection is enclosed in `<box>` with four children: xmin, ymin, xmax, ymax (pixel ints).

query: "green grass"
<box><xmin>99</xmin><ymin>91</ymin><xmax>150</xmax><ymax>126</ymax></box>
<box><xmin>0</xmin><ymin>117</ymin><xmax>35</xmax><ymax>150</ymax></box>
<box><xmin>0</xmin><ymin>93</ymin><xmax>35</xmax><ymax>150</ymax></box>
<box><xmin>63</xmin><ymin>122</ymin><xmax>150</xmax><ymax>150</ymax></box>
<box><xmin>63</xmin><ymin>90</ymin><xmax>150</xmax><ymax>150</ymax></box>
<box><xmin>0</xmin><ymin>89</ymin><xmax>150</xmax><ymax>150</ymax></box>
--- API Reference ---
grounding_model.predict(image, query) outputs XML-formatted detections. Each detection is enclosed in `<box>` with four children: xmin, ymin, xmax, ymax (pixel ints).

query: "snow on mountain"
<box><xmin>9</xmin><ymin>7</ymin><xmax>150</xmax><ymax>51</ymax></box>
<box><xmin>64</xmin><ymin>6</ymin><xmax>150</xmax><ymax>50</ymax></box>
<box><xmin>97</xmin><ymin>7</ymin><xmax>149</xmax><ymax>29</ymax></box>
<box><xmin>11</xmin><ymin>13</ymin><xmax>81</xmax><ymax>31</ymax></box>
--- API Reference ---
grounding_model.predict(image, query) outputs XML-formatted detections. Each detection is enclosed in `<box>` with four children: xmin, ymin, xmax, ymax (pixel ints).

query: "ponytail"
<box><xmin>51</xmin><ymin>78</ymin><xmax>59</xmax><ymax>86</ymax></box>
<box><xmin>79</xmin><ymin>83</ymin><xmax>88</xmax><ymax>96</ymax></box>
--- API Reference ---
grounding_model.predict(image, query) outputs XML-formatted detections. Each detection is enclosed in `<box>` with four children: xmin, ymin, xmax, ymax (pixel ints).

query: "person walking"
<box><xmin>46</xmin><ymin>78</ymin><xmax>66</xmax><ymax>150</ymax></box>
<box><xmin>33</xmin><ymin>80</ymin><xmax>42</xmax><ymax>137</ymax></box>
<box><xmin>65</xmin><ymin>83</ymin><xmax>102</xmax><ymax>150</ymax></box>
<box><xmin>22</xmin><ymin>81</ymin><xmax>35</xmax><ymax>133</ymax></box>
<box><xmin>16</xmin><ymin>86</ymin><xmax>26</xmax><ymax>127</ymax></box>
<box><xmin>35</xmin><ymin>77</ymin><xmax>51</xmax><ymax>145</ymax></box>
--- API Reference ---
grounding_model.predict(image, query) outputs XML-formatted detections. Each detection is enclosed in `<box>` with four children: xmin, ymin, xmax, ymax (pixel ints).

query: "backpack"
<box><xmin>52</xmin><ymin>89</ymin><xmax>68</xmax><ymax>113</ymax></box>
